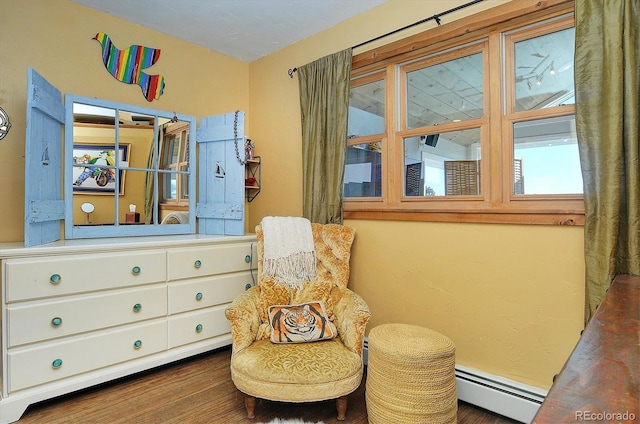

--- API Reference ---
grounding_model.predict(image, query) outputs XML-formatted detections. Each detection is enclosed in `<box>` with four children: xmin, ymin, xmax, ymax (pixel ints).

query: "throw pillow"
<box><xmin>268</xmin><ymin>301</ymin><xmax>337</xmax><ymax>344</ymax></box>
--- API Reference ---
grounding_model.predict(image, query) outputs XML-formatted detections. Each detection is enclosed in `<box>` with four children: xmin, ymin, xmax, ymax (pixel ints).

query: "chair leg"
<box><xmin>244</xmin><ymin>395</ymin><xmax>256</xmax><ymax>419</ymax></box>
<box><xmin>336</xmin><ymin>395</ymin><xmax>348</xmax><ymax>421</ymax></box>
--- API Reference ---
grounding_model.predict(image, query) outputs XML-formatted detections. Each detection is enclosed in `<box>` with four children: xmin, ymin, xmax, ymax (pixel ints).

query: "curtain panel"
<box><xmin>298</xmin><ymin>48</ymin><xmax>352</xmax><ymax>224</ymax></box>
<box><xmin>575</xmin><ymin>0</ymin><xmax>640</xmax><ymax>322</ymax></box>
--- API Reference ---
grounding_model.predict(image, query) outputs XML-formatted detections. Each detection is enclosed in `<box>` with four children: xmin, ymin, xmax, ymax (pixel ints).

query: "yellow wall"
<box><xmin>247</xmin><ymin>0</ymin><xmax>585</xmax><ymax>390</ymax></box>
<box><xmin>0</xmin><ymin>0</ymin><xmax>249</xmax><ymax>242</ymax></box>
<box><xmin>0</xmin><ymin>0</ymin><xmax>585</xmax><ymax>390</ymax></box>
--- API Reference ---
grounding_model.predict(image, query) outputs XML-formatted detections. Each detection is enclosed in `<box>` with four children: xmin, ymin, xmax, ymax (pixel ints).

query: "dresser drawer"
<box><xmin>168</xmin><ymin>305</ymin><xmax>230</xmax><ymax>349</ymax></box>
<box><xmin>168</xmin><ymin>272</ymin><xmax>253</xmax><ymax>315</ymax></box>
<box><xmin>8</xmin><ymin>285</ymin><xmax>167</xmax><ymax>347</ymax></box>
<box><xmin>8</xmin><ymin>320</ymin><xmax>167</xmax><ymax>392</ymax></box>
<box><xmin>5</xmin><ymin>251</ymin><xmax>167</xmax><ymax>302</ymax></box>
<box><xmin>167</xmin><ymin>243</ymin><xmax>255</xmax><ymax>281</ymax></box>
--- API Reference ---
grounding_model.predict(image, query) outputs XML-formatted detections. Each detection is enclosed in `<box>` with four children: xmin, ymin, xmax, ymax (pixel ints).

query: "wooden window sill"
<box><xmin>343</xmin><ymin>209</ymin><xmax>584</xmax><ymax>226</ymax></box>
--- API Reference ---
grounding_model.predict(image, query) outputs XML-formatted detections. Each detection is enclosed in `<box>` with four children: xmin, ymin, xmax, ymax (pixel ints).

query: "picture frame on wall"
<box><xmin>72</xmin><ymin>144</ymin><xmax>130</xmax><ymax>195</ymax></box>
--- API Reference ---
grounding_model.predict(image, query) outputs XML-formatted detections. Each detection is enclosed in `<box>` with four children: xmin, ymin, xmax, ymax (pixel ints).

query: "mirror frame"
<box><xmin>64</xmin><ymin>95</ymin><xmax>197</xmax><ymax>239</ymax></box>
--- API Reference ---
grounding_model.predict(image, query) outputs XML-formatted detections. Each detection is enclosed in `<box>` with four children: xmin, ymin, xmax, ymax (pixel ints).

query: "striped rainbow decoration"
<box><xmin>93</xmin><ymin>33</ymin><xmax>165</xmax><ymax>102</ymax></box>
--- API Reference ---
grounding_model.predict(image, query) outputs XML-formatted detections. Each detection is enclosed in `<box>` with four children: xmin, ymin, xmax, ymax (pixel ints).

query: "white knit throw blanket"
<box><xmin>261</xmin><ymin>216</ymin><xmax>316</xmax><ymax>289</ymax></box>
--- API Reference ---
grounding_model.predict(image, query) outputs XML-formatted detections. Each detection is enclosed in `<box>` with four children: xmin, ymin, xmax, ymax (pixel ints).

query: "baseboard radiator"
<box><xmin>363</xmin><ymin>339</ymin><xmax>547</xmax><ymax>423</ymax></box>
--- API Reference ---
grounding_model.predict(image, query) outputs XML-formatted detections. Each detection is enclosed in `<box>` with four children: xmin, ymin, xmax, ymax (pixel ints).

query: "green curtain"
<box><xmin>298</xmin><ymin>48</ymin><xmax>352</xmax><ymax>224</ymax></box>
<box><xmin>575</xmin><ymin>0</ymin><xmax>640</xmax><ymax>323</ymax></box>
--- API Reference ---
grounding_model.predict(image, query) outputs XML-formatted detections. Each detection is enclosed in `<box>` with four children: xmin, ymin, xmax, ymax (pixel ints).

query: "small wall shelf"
<box><xmin>245</xmin><ymin>156</ymin><xmax>261</xmax><ymax>202</ymax></box>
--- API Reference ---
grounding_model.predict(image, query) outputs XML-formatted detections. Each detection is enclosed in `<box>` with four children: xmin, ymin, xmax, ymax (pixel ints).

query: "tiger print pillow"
<box><xmin>268</xmin><ymin>301</ymin><xmax>337</xmax><ymax>344</ymax></box>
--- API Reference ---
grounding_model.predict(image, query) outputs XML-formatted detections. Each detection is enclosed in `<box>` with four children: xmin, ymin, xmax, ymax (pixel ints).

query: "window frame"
<box><xmin>343</xmin><ymin>0</ymin><xmax>583</xmax><ymax>226</ymax></box>
<box><xmin>346</xmin><ymin>70</ymin><xmax>388</xmax><ymax>204</ymax></box>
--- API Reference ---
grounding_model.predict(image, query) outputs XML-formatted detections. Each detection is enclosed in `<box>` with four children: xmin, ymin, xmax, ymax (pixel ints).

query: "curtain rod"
<box><xmin>288</xmin><ymin>0</ymin><xmax>485</xmax><ymax>78</ymax></box>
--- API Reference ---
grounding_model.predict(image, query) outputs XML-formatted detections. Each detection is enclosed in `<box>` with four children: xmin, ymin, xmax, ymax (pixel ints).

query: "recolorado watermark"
<box><xmin>575</xmin><ymin>410</ymin><xmax>637</xmax><ymax>421</ymax></box>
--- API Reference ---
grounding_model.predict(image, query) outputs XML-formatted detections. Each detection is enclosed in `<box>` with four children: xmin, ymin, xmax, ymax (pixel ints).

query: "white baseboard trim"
<box><xmin>455</xmin><ymin>364</ymin><xmax>546</xmax><ymax>423</ymax></box>
<box><xmin>363</xmin><ymin>339</ymin><xmax>547</xmax><ymax>423</ymax></box>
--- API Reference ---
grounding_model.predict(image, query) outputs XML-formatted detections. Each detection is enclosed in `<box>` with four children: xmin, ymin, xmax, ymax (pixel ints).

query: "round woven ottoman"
<box><xmin>366</xmin><ymin>324</ymin><xmax>457</xmax><ymax>424</ymax></box>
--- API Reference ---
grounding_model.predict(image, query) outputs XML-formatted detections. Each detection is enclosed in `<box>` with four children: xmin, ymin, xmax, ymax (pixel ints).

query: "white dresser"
<box><xmin>0</xmin><ymin>234</ymin><xmax>256</xmax><ymax>423</ymax></box>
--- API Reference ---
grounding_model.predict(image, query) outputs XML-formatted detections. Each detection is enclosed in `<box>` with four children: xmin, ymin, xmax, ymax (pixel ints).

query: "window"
<box><xmin>401</xmin><ymin>43</ymin><xmax>485</xmax><ymax>199</ymax></box>
<box><xmin>160</xmin><ymin>122</ymin><xmax>190</xmax><ymax>206</ymax></box>
<box><xmin>507</xmin><ymin>24</ymin><xmax>581</xmax><ymax>197</ymax></box>
<box><xmin>345</xmin><ymin>72</ymin><xmax>385</xmax><ymax>199</ymax></box>
<box><xmin>344</xmin><ymin>1</ymin><xmax>583</xmax><ymax>225</ymax></box>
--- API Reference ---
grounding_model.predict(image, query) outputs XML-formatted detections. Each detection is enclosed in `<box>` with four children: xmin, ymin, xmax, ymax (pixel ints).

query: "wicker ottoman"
<box><xmin>366</xmin><ymin>324</ymin><xmax>457</xmax><ymax>424</ymax></box>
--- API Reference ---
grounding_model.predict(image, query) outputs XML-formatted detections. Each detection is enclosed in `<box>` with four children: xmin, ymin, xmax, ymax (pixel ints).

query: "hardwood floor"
<box><xmin>18</xmin><ymin>346</ymin><xmax>519</xmax><ymax>423</ymax></box>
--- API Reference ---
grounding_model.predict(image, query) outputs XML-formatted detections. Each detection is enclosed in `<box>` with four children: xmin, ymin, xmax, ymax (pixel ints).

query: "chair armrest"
<box><xmin>332</xmin><ymin>288</ymin><xmax>371</xmax><ymax>355</ymax></box>
<box><xmin>225</xmin><ymin>286</ymin><xmax>261</xmax><ymax>354</ymax></box>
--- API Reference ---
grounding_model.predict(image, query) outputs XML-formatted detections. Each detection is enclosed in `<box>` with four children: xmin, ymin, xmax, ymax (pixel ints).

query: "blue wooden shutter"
<box><xmin>24</xmin><ymin>68</ymin><xmax>65</xmax><ymax>247</ymax></box>
<box><xmin>196</xmin><ymin>111</ymin><xmax>245</xmax><ymax>235</ymax></box>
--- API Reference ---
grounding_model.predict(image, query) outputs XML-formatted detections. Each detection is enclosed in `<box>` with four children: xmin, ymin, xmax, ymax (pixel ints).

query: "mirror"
<box><xmin>65</xmin><ymin>96</ymin><xmax>196</xmax><ymax>239</ymax></box>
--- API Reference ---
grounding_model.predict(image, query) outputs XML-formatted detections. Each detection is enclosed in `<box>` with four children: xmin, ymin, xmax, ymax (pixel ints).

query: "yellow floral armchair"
<box><xmin>225</xmin><ymin>223</ymin><xmax>371</xmax><ymax>420</ymax></box>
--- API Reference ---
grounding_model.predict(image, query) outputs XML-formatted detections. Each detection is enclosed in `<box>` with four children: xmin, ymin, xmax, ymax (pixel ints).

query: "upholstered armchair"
<box><xmin>225</xmin><ymin>222</ymin><xmax>371</xmax><ymax>420</ymax></box>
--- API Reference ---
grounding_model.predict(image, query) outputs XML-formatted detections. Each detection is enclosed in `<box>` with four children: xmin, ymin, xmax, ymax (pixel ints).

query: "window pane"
<box><xmin>406</xmin><ymin>52</ymin><xmax>483</xmax><ymax>128</ymax></box>
<box><xmin>513</xmin><ymin>115</ymin><xmax>582</xmax><ymax>194</ymax></box>
<box><xmin>514</xmin><ymin>27</ymin><xmax>575</xmax><ymax>111</ymax></box>
<box><xmin>344</xmin><ymin>142</ymin><xmax>382</xmax><ymax>197</ymax></box>
<box><xmin>164</xmin><ymin>134</ymin><xmax>180</xmax><ymax>165</ymax></box>
<box><xmin>403</xmin><ymin>128</ymin><xmax>481</xmax><ymax>197</ymax></box>
<box><xmin>180</xmin><ymin>165</ymin><xmax>189</xmax><ymax>199</ymax></box>
<box><xmin>163</xmin><ymin>172</ymin><xmax>177</xmax><ymax>200</ymax></box>
<box><xmin>348</xmin><ymin>79</ymin><xmax>385</xmax><ymax>137</ymax></box>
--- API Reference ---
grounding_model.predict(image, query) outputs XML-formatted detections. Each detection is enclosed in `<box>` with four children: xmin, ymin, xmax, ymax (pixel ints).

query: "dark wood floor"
<box><xmin>18</xmin><ymin>346</ymin><xmax>519</xmax><ymax>423</ymax></box>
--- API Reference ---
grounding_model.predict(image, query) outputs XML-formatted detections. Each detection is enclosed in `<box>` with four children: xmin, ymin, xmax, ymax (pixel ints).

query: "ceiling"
<box><xmin>71</xmin><ymin>0</ymin><xmax>388</xmax><ymax>63</ymax></box>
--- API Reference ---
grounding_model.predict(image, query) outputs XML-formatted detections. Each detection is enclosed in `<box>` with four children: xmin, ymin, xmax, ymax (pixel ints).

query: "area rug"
<box><xmin>258</xmin><ymin>419</ymin><xmax>325</xmax><ymax>424</ymax></box>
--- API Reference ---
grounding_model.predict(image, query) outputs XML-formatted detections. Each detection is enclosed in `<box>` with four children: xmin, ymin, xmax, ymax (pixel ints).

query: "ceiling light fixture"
<box><xmin>517</xmin><ymin>53</ymin><xmax>557</xmax><ymax>90</ymax></box>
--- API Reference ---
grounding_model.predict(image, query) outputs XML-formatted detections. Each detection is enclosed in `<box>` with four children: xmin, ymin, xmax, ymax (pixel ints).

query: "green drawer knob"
<box><xmin>195</xmin><ymin>292</ymin><xmax>203</xmax><ymax>301</ymax></box>
<box><xmin>52</xmin><ymin>359</ymin><xmax>63</xmax><ymax>369</ymax></box>
<box><xmin>194</xmin><ymin>260</ymin><xmax>202</xmax><ymax>268</ymax></box>
<box><xmin>245</xmin><ymin>255</ymin><xmax>251</xmax><ymax>263</ymax></box>
<box><xmin>132</xmin><ymin>266</ymin><xmax>141</xmax><ymax>275</ymax></box>
<box><xmin>50</xmin><ymin>274</ymin><xmax>61</xmax><ymax>285</ymax></box>
<box><xmin>245</xmin><ymin>283</ymin><xmax>252</xmax><ymax>290</ymax></box>
<box><xmin>134</xmin><ymin>340</ymin><xmax>142</xmax><ymax>349</ymax></box>
<box><xmin>195</xmin><ymin>324</ymin><xmax>203</xmax><ymax>333</ymax></box>
<box><xmin>51</xmin><ymin>317</ymin><xmax>62</xmax><ymax>327</ymax></box>
<box><xmin>133</xmin><ymin>303</ymin><xmax>142</xmax><ymax>312</ymax></box>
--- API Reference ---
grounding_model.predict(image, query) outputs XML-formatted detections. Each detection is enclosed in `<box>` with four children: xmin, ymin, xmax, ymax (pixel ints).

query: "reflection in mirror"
<box><xmin>403</xmin><ymin>128</ymin><xmax>481</xmax><ymax>197</ymax></box>
<box><xmin>80</xmin><ymin>202</ymin><xmax>95</xmax><ymax>224</ymax></box>
<box><xmin>159</xmin><ymin>122</ymin><xmax>189</xmax><ymax>218</ymax></box>
<box><xmin>70</xmin><ymin>101</ymin><xmax>191</xmax><ymax>232</ymax></box>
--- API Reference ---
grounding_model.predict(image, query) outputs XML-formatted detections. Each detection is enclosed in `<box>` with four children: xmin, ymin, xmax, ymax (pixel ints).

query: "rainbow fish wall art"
<box><xmin>93</xmin><ymin>32</ymin><xmax>165</xmax><ymax>102</ymax></box>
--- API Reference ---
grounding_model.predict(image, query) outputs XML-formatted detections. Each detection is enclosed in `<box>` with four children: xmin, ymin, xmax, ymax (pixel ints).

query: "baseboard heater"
<box><xmin>363</xmin><ymin>339</ymin><xmax>547</xmax><ymax>423</ymax></box>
